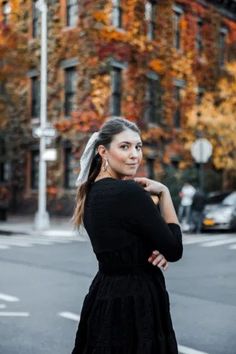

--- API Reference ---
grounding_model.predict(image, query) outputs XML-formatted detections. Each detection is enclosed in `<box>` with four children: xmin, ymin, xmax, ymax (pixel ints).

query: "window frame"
<box><xmin>173</xmin><ymin>79</ymin><xmax>185</xmax><ymax>128</ymax></box>
<box><xmin>66</xmin><ymin>0</ymin><xmax>78</xmax><ymax>27</ymax></box>
<box><xmin>173</xmin><ymin>5</ymin><xmax>183</xmax><ymax>50</ymax></box>
<box><xmin>112</xmin><ymin>0</ymin><xmax>122</xmax><ymax>29</ymax></box>
<box><xmin>31</xmin><ymin>76</ymin><xmax>40</xmax><ymax>119</ymax></box>
<box><xmin>145</xmin><ymin>1</ymin><xmax>157</xmax><ymax>41</ymax></box>
<box><xmin>111</xmin><ymin>65</ymin><xmax>123</xmax><ymax>116</ymax></box>
<box><xmin>219</xmin><ymin>26</ymin><xmax>228</xmax><ymax>67</ymax></box>
<box><xmin>64</xmin><ymin>66</ymin><xmax>77</xmax><ymax>117</ymax></box>
<box><xmin>64</xmin><ymin>145</ymin><xmax>77</xmax><ymax>189</ymax></box>
<box><xmin>32</xmin><ymin>1</ymin><xmax>40</xmax><ymax>38</ymax></box>
<box><xmin>30</xmin><ymin>149</ymin><xmax>39</xmax><ymax>190</ymax></box>
<box><xmin>196</xmin><ymin>18</ymin><xmax>203</xmax><ymax>55</ymax></box>
<box><xmin>146</xmin><ymin>72</ymin><xmax>162</xmax><ymax>124</ymax></box>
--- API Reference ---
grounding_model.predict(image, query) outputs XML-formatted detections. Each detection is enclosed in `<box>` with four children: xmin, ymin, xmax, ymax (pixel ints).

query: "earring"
<box><xmin>103</xmin><ymin>159</ymin><xmax>108</xmax><ymax>172</ymax></box>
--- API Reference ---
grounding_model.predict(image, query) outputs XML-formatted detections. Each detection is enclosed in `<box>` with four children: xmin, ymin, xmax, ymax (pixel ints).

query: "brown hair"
<box><xmin>72</xmin><ymin>117</ymin><xmax>140</xmax><ymax>226</ymax></box>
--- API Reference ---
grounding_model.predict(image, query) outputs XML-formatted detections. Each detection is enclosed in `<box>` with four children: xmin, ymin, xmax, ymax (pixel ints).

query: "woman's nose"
<box><xmin>130</xmin><ymin>148</ymin><xmax>138</xmax><ymax>158</ymax></box>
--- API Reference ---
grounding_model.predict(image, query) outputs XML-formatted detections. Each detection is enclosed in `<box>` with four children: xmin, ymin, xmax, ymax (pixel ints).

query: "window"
<box><xmin>145</xmin><ymin>1</ymin><xmax>157</xmax><ymax>40</ymax></box>
<box><xmin>2</xmin><ymin>1</ymin><xmax>10</xmax><ymax>25</ymax></box>
<box><xmin>0</xmin><ymin>81</ymin><xmax>5</xmax><ymax>95</ymax></box>
<box><xmin>64</xmin><ymin>147</ymin><xmax>77</xmax><ymax>189</ymax></box>
<box><xmin>219</xmin><ymin>26</ymin><xmax>228</xmax><ymax>67</ymax></box>
<box><xmin>32</xmin><ymin>1</ymin><xmax>40</xmax><ymax>38</ymax></box>
<box><xmin>196</xmin><ymin>18</ymin><xmax>203</xmax><ymax>55</ymax></box>
<box><xmin>112</xmin><ymin>0</ymin><xmax>122</xmax><ymax>28</ymax></box>
<box><xmin>173</xmin><ymin>80</ymin><xmax>185</xmax><ymax>128</ymax></box>
<box><xmin>111</xmin><ymin>66</ymin><xmax>122</xmax><ymax>116</ymax></box>
<box><xmin>64</xmin><ymin>67</ymin><xmax>77</xmax><ymax>117</ymax></box>
<box><xmin>31</xmin><ymin>76</ymin><xmax>40</xmax><ymax>118</ymax></box>
<box><xmin>66</xmin><ymin>0</ymin><xmax>78</xmax><ymax>27</ymax></box>
<box><xmin>173</xmin><ymin>5</ymin><xmax>183</xmax><ymax>50</ymax></box>
<box><xmin>146</xmin><ymin>73</ymin><xmax>162</xmax><ymax>124</ymax></box>
<box><xmin>31</xmin><ymin>150</ymin><xmax>39</xmax><ymax>190</ymax></box>
<box><xmin>0</xmin><ymin>138</ymin><xmax>10</xmax><ymax>183</ymax></box>
<box><xmin>196</xmin><ymin>87</ymin><xmax>204</xmax><ymax>105</ymax></box>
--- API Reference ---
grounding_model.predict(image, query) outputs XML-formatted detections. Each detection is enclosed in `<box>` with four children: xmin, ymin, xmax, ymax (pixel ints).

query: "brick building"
<box><xmin>0</xmin><ymin>0</ymin><xmax>236</xmax><ymax>215</ymax></box>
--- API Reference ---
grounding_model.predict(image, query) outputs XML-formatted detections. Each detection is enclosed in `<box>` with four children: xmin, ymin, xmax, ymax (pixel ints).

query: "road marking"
<box><xmin>0</xmin><ymin>293</ymin><xmax>19</xmax><ymax>302</ymax></box>
<box><xmin>0</xmin><ymin>239</ymin><xmax>33</xmax><ymax>247</ymax></box>
<box><xmin>178</xmin><ymin>344</ymin><xmax>209</xmax><ymax>354</ymax></box>
<box><xmin>0</xmin><ymin>245</ymin><xmax>10</xmax><ymax>249</ymax></box>
<box><xmin>0</xmin><ymin>304</ymin><xmax>6</xmax><ymax>309</ymax></box>
<box><xmin>58</xmin><ymin>312</ymin><xmax>80</xmax><ymax>322</ymax></box>
<box><xmin>229</xmin><ymin>244</ymin><xmax>236</xmax><ymax>250</ymax></box>
<box><xmin>183</xmin><ymin>235</ymin><xmax>227</xmax><ymax>245</ymax></box>
<box><xmin>201</xmin><ymin>238</ymin><xmax>236</xmax><ymax>247</ymax></box>
<box><xmin>0</xmin><ymin>312</ymin><xmax>30</xmax><ymax>317</ymax></box>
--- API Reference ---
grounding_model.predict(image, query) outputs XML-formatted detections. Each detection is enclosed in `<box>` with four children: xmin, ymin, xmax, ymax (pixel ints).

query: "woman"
<box><xmin>72</xmin><ymin>117</ymin><xmax>183</xmax><ymax>354</ymax></box>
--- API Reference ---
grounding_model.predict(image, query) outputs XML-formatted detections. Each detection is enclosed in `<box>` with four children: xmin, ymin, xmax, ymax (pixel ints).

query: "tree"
<box><xmin>184</xmin><ymin>62</ymin><xmax>236</xmax><ymax>188</ymax></box>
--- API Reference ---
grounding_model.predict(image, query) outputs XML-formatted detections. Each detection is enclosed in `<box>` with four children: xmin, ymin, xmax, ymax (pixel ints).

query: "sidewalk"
<box><xmin>0</xmin><ymin>214</ymin><xmax>88</xmax><ymax>240</ymax></box>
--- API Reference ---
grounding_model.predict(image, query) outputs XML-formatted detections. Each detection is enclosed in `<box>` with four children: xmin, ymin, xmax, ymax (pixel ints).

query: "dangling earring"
<box><xmin>103</xmin><ymin>159</ymin><xmax>108</xmax><ymax>172</ymax></box>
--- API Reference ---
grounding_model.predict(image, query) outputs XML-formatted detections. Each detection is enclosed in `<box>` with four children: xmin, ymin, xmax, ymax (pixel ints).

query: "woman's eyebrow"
<box><xmin>119</xmin><ymin>141</ymin><xmax>142</xmax><ymax>145</ymax></box>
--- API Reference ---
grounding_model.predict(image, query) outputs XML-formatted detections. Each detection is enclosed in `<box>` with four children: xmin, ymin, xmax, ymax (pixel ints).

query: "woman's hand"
<box><xmin>134</xmin><ymin>177</ymin><xmax>168</xmax><ymax>196</ymax></box>
<box><xmin>148</xmin><ymin>250</ymin><xmax>169</xmax><ymax>271</ymax></box>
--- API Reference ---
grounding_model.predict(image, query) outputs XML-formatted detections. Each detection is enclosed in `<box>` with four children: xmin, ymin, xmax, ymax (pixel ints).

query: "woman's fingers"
<box><xmin>148</xmin><ymin>250</ymin><xmax>169</xmax><ymax>271</ymax></box>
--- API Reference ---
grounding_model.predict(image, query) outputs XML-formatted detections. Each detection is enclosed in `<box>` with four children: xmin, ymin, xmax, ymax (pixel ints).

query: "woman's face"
<box><xmin>99</xmin><ymin>129</ymin><xmax>143</xmax><ymax>179</ymax></box>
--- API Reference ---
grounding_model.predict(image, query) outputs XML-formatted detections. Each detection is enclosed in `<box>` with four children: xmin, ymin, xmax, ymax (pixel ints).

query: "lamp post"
<box><xmin>34</xmin><ymin>0</ymin><xmax>50</xmax><ymax>230</ymax></box>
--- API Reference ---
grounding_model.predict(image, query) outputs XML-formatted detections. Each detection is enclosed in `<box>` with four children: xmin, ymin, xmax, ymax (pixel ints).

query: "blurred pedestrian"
<box><xmin>71</xmin><ymin>117</ymin><xmax>183</xmax><ymax>354</ymax></box>
<box><xmin>178</xmin><ymin>182</ymin><xmax>196</xmax><ymax>225</ymax></box>
<box><xmin>191</xmin><ymin>188</ymin><xmax>206</xmax><ymax>233</ymax></box>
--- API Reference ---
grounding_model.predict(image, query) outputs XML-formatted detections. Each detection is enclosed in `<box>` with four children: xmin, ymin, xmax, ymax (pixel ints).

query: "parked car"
<box><xmin>202</xmin><ymin>191</ymin><xmax>236</xmax><ymax>231</ymax></box>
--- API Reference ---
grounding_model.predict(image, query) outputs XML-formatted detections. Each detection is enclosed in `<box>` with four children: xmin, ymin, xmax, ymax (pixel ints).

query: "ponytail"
<box><xmin>72</xmin><ymin>154</ymin><xmax>102</xmax><ymax>226</ymax></box>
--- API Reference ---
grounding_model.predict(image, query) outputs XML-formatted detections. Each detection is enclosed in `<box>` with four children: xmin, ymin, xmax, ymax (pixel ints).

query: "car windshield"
<box><xmin>222</xmin><ymin>192</ymin><xmax>236</xmax><ymax>206</ymax></box>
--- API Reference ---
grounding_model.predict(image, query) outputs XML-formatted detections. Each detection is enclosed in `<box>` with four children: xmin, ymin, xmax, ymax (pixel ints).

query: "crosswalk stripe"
<box><xmin>183</xmin><ymin>236</ymin><xmax>228</xmax><ymax>245</ymax></box>
<box><xmin>201</xmin><ymin>238</ymin><xmax>236</xmax><ymax>247</ymax></box>
<box><xmin>178</xmin><ymin>344</ymin><xmax>208</xmax><ymax>354</ymax></box>
<box><xmin>228</xmin><ymin>244</ymin><xmax>236</xmax><ymax>250</ymax></box>
<box><xmin>58</xmin><ymin>312</ymin><xmax>80</xmax><ymax>322</ymax></box>
<box><xmin>0</xmin><ymin>304</ymin><xmax>6</xmax><ymax>309</ymax></box>
<box><xmin>0</xmin><ymin>312</ymin><xmax>30</xmax><ymax>317</ymax></box>
<box><xmin>0</xmin><ymin>293</ymin><xmax>19</xmax><ymax>302</ymax></box>
<box><xmin>0</xmin><ymin>245</ymin><xmax>10</xmax><ymax>249</ymax></box>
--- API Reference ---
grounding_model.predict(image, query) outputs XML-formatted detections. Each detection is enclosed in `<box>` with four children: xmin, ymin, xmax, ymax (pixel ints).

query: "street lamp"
<box><xmin>34</xmin><ymin>0</ymin><xmax>50</xmax><ymax>230</ymax></box>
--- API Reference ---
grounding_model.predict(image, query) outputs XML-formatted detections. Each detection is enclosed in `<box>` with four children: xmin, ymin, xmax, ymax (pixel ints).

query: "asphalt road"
<box><xmin>0</xmin><ymin>231</ymin><xmax>235</xmax><ymax>354</ymax></box>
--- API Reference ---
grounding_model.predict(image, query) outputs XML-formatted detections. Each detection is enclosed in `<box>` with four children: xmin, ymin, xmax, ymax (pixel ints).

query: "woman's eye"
<box><xmin>121</xmin><ymin>145</ymin><xmax>129</xmax><ymax>150</ymax></box>
<box><xmin>136</xmin><ymin>145</ymin><xmax>142</xmax><ymax>151</ymax></box>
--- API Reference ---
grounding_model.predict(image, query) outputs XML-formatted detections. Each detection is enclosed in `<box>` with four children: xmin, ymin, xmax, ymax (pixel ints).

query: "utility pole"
<box><xmin>34</xmin><ymin>0</ymin><xmax>50</xmax><ymax>230</ymax></box>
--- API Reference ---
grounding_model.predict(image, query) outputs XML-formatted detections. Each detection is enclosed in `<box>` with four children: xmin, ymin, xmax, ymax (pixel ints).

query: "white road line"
<box><xmin>201</xmin><ymin>238</ymin><xmax>236</xmax><ymax>247</ymax></box>
<box><xmin>0</xmin><ymin>240</ymin><xmax>32</xmax><ymax>247</ymax></box>
<box><xmin>58</xmin><ymin>312</ymin><xmax>80</xmax><ymax>322</ymax></box>
<box><xmin>0</xmin><ymin>304</ymin><xmax>6</xmax><ymax>309</ymax></box>
<box><xmin>178</xmin><ymin>344</ymin><xmax>209</xmax><ymax>354</ymax></box>
<box><xmin>228</xmin><ymin>244</ymin><xmax>236</xmax><ymax>250</ymax></box>
<box><xmin>0</xmin><ymin>293</ymin><xmax>19</xmax><ymax>302</ymax></box>
<box><xmin>0</xmin><ymin>312</ymin><xmax>30</xmax><ymax>317</ymax></box>
<box><xmin>0</xmin><ymin>245</ymin><xmax>10</xmax><ymax>249</ymax></box>
<box><xmin>183</xmin><ymin>236</ymin><xmax>228</xmax><ymax>245</ymax></box>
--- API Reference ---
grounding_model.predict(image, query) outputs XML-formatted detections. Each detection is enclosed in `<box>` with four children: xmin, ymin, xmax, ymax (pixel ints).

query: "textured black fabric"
<box><xmin>72</xmin><ymin>178</ymin><xmax>183</xmax><ymax>354</ymax></box>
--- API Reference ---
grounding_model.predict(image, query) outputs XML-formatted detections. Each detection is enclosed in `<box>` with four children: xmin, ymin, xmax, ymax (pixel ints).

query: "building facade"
<box><xmin>0</xmin><ymin>0</ymin><xmax>236</xmax><ymax>215</ymax></box>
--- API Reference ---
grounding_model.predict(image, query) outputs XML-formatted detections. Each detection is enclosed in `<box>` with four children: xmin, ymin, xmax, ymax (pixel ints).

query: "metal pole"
<box><xmin>34</xmin><ymin>0</ymin><xmax>50</xmax><ymax>230</ymax></box>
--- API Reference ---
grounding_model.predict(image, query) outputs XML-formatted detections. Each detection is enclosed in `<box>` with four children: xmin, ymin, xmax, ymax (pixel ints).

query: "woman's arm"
<box><xmin>122</xmin><ymin>179</ymin><xmax>183</xmax><ymax>262</ymax></box>
<box><xmin>134</xmin><ymin>177</ymin><xmax>179</xmax><ymax>224</ymax></box>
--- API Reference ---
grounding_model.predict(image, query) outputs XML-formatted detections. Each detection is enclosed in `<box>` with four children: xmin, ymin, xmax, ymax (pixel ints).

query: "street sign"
<box><xmin>43</xmin><ymin>149</ymin><xmax>57</xmax><ymax>161</ymax></box>
<box><xmin>32</xmin><ymin>126</ymin><xmax>57</xmax><ymax>139</ymax></box>
<box><xmin>191</xmin><ymin>138</ymin><xmax>213</xmax><ymax>163</ymax></box>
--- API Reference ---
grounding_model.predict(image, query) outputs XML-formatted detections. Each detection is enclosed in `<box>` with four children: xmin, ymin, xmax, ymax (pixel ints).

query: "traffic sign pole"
<box><xmin>191</xmin><ymin>138</ymin><xmax>213</xmax><ymax>193</ymax></box>
<box><xmin>34</xmin><ymin>0</ymin><xmax>50</xmax><ymax>231</ymax></box>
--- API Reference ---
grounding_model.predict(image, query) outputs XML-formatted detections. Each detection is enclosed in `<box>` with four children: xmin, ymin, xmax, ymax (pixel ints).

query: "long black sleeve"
<box><xmin>121</xmin><ymin>181</ymin><xmax>183</xmax><ymax>262</ymax></box>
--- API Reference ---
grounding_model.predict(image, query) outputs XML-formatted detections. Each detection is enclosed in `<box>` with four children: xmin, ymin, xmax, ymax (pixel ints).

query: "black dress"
<box><xmin>72</xmin><ymin>178</ymin><xmax>183</xmax><ymax>354</ymax></box>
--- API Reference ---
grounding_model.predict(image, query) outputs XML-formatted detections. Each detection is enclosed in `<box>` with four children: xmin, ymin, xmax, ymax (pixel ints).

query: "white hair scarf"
<box><xmin>75</xmin><ymin>132</ymin><xmax>99</xmax><ymax>187</ymax></box>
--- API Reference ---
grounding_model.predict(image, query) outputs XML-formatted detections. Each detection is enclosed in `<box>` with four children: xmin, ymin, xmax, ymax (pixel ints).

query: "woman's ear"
<box><xmin>97</xmin><ymin>145</ymin><xmax>107</xmax><ymax>159</ymax></box>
